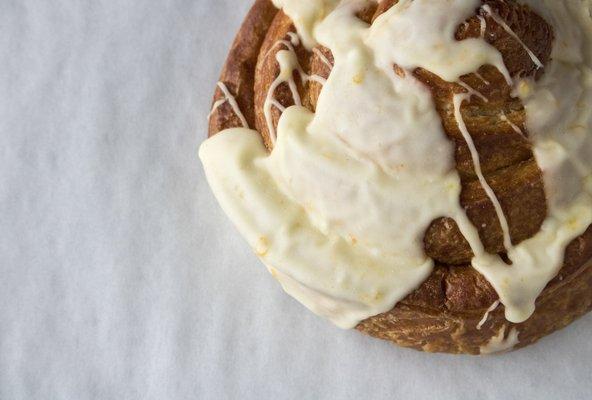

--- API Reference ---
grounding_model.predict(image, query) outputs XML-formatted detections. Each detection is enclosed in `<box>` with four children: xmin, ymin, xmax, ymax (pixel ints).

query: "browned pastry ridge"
<box><xmin>207</xmin><ymin>0</ymin><xmax>592</xmax><ymax>354</ymax></box>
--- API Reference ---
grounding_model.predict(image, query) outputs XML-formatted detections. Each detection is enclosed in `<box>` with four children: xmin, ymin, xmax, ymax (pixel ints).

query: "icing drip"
<box><xmin>200</xmin><ymin>127</ymin><xmax>435</xmax><ymax>328</ymax></box>
<box><xmin>453</xmin><ymin>94</ymin><xmax>513</xmax><ymax>252</ymax></box>
<box><xmin>480</xmin><ymin>325</ymin><xmax>520</xmax><ymax>354</ymax></box>
<box><xmin>208</xmin><ymin>82</ymin><xmax>249</xmax><ymax>128</ymax></box>
<box><xmin>207</xmin><ymin>99</ymin><xmax>226</xmax><ymax>121</ymax></box>
<box><xmin>312</xmin><ymin>47</ymin><xmax>334</xmax><ymax>69</ymax></box>
<box><xmin>454</xmin><ymin>77</ymin><xmax>514</xmax><ymax>255</ymax></box>
<box><xmin>478</xmin><ymin>15</ymin><xmax>487</xmax><ymax>38</ymax></box>
<box><xmin>477</xmin><ymin>300</ymin><xmax>501</xmax><ymax>330</ymax></box>
<box><xmin>470</xmin><ymin>0</ymin><xmax>592</xmax><ymax>323</ymax></box>
<box><xmin>500</xmin><ymin>111</ymin><xmax>524</xmax><ymax>135</ymax></box>
<box><xmin>271</xmin><ymin>0</ymin><xmax>341</xmax><ymax>49</ymax></box>
<box><xmin>474</xmin><ymin>71</ymin><xmax>491</xmax><ymax>85</ymax></box>
<box><xmin>458</xmin><ymin>80</ymin><xmax>488</xmax><ymax>102</ymax></box>
<box><xmin>264</xmin><ymin>34</ymin><xmax>327</xmax><ymax>143</ymax></box>
<box><xmin>286</xmin><ymin>31</ymin><xmax>300</xmax><ymax>46</ymax></box>
<box><xmin>367</xmin><ymin>0</ymin><xmax>512</xmax><ymax>85</ymax></box>
<box><xmin>201</xmin><ymin>0</ymin><xmax>592</xmax><ymax>329</ymax></box>
<box><xmin>482</xmin><ymin>4</ymin><xmax>544</xmax><ymax>69</ymax></box>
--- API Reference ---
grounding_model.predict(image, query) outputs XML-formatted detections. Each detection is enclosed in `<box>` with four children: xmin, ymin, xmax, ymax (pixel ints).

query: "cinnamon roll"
<box><xmin>201</xmin><ymin>0</ymin><xmax>592</xmax><ymax>354</ymax></box>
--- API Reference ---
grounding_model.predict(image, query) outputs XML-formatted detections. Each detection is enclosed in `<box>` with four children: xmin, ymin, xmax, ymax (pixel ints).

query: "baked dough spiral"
<box><xmin>205</xmin><ymin>0</ymin><xmax>592</xmax><ymax>354</ymax></box>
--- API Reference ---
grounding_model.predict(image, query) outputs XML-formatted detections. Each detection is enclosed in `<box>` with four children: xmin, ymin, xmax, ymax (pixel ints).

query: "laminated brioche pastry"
<box><xmin>200</xmin><ymin>0</ymin><xmax>592</xmax><ymax>354</ymax></box>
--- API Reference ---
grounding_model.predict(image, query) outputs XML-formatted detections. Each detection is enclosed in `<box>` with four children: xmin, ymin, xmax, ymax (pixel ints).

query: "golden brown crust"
<box><xmin>358</xmin><ymin>257</ymin><xmax>592</xmax><ymax>354</ymax></box>
<box><xmin>207</xmin><ymin>0</ymin><xmax>592</xmax><ymax>354</ymax></box>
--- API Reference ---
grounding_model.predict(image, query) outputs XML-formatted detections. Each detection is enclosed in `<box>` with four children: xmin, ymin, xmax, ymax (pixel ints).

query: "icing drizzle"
<box><xmin>201</xmin><ymin>0</ymin><xmax>592</xmax><ymax>329</ymax></box>
<box><xmin>453</xmin><ymin>93</ymin><xmax>514</xmax><ymax>253</ymax></box>
<box><xmin>208</xmin><ymin>82</ymin><xmax>249</xmax><ymax>128</ymax></box>
<box><xmin>264</xmin><ymin>34</ymin><xmax>327</xmax><ymax>143</ymax></box>
<box><xmin>500</xmin><ymin>111</ymin><xmax>524</xmax><ymax>135</ymax></box>
<box><xmin>480</xmin><ymin>325</ymin><xmax>520</xmax><ymax>354</ymax></box>
<box><xmin>312</xmin><ymin>47</ymin><xmax>334</xmax><ymax>69</ymax></box>
<box><xmin>482</xmin><ymin>4</ymin><xmax>544</xmax><ymax>69</ymax></box>
<box><xmin>477</xmin><ymin>300</ymin><xmax>501</xmax><ymax>330</ymax></box>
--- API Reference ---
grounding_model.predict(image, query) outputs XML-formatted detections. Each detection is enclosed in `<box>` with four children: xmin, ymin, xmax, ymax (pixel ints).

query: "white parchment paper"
<box><xmin>0</xmin><ymin>1</ymin><xmax>590</xmax><ymax>399</ymax></box>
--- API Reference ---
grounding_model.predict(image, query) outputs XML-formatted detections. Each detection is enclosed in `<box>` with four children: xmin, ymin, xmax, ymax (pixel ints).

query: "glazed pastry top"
<box><xmin>200</xmin><ymin>0</ymin><xmax>592</xmax><ymax>328</ymax></box>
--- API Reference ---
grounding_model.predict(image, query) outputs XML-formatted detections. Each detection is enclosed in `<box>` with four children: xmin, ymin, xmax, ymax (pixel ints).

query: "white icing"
<box><xmin>312</xmin><ymin>47</ymin><xmax>334</xmax><ymax>69</ymax></box>
<box><xmin>458</xmin><ymin>80</ymin><xmax>488</xmax><ymax>102</ymax></box>
<box><xmin>482</xmin><ymin>4</ymin><xmax>544</xmax><ymax>69</ymax></box>
<box><xmin>478</xmin><ymin>14</ymin><xmax>487</xmax><ymax>38</ymax></box>
<box><xmin>201</xmin><ymin>0</ymin><xmax>592</xmax><ymax>328</ymax></box>
<box><xmin>480</xmin><ymin>325</ymin><xmax>520</xmax><ymax>354</ymax></box>
<box><xmin>264</xmin><ymin>35</ymin><xmax>327</xmax><ymax>143</ymax></box>
<box><xmin>208</xmin><ymin>82</ymin><xmax>249</xmax><ymax>128</ymax></box>
<box><xmin>470</xmin><ymin>0</ymin><xmax>592</xmax><ymax>323</ymax></box>
<box><xmin>453</xmin><ymin>93</ymin><xmax>513</xmax><ymax>253</ymax></box>
<box><xmin>286</xmin><ymin>31</ymin><xmax>300</xmax><ymax>46</ymax></box>
<box><xmin>207</xmin><ymin>98</ymin><xmax>226</xmax><ymax>121</ymax></box>
<box><xmin>366</xmin><ymin>0</ymin><xmax>512</xmax><ymax>84</ymax></box>
<box><xmin>271</xmin><ymin>0</ymin><xmax>341</xmax><ymax>49</ymax></box>
<box><xmin>500</xmin><ymin>111</ymin><xmax>524</xmax><ymax>135</ymax></box>
<box><xmin>477</xmin><ymin>300</ymin><xmax>501</xmax><ymax>330</ymax></box>
<box><xmin>200</xmin><ymin>128</ymin><xmax>434</xmax><ymax>328</ymax></box>
<box><xmin>475</xmin><ymin>71</ymin><xmax>491</xmax><ymax>85</ymax></box>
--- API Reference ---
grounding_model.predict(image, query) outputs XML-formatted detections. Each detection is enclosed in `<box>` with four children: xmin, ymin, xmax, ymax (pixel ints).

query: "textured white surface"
<box><xmin>0</xmin><ymin>1</ymin><xmax>591</xmax><ymax>399</ymax></box>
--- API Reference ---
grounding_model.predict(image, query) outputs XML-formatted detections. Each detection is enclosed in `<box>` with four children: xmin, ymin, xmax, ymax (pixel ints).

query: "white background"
<box><xmin>0</xmin><ymin>1</ymin><xmax>591</xmax><ymax>399</ymax></box>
